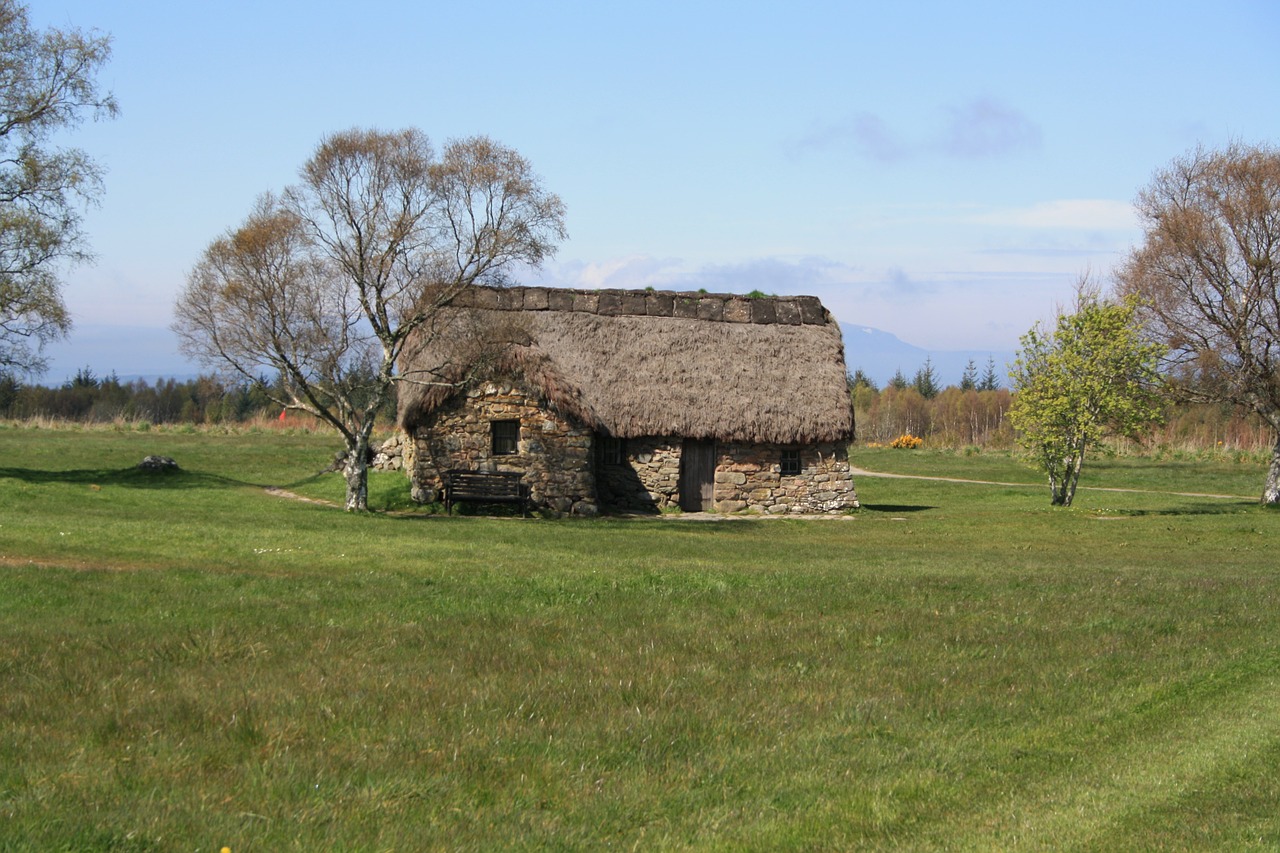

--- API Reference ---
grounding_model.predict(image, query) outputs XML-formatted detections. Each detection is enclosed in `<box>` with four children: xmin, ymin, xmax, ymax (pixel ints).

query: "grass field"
<box><xmin>2</xmin><ymin>424</ymin><xmax>1279</xmax><ymax>850</ymax></box>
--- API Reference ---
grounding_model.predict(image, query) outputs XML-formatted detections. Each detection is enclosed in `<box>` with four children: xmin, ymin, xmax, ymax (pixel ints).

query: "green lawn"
<box><xmin>855</xmin><ymin>444</ymin><xmax>1268</xmax><ymax>499</ymax></box>
<box><xmin>2</xmin><ymin>425</ymin><xmax>1278</xmax><ymax>850</ymax></box>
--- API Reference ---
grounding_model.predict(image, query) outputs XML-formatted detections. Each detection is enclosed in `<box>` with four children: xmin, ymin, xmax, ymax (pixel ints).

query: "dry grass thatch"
<box><xmin>398</xmin><ymin>287</ymin><xmax>855</xmax><ymax>445</ymax></box>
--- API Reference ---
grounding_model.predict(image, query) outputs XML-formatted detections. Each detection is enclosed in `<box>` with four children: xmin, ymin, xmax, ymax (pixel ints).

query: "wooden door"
<box><xmin>679</xmin><ymin>439</ymin><xmax>716</xmax><ymax>512</ymax></box>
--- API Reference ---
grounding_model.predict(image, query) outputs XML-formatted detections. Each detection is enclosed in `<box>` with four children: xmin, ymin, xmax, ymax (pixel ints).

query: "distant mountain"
<box><xmin>33</xmin><ymin>324</ymin><xmax>201</xmax><ymax>386</ymax></box>
<box><xmin>838</xmin><ymin>323</ymin><xmax>1015</xmax><ymax>389</ymax></box>
<box><xmin>32</xmin><ymin>319</ymin><xmax>1010</xmax><ymax>393</ymax></box>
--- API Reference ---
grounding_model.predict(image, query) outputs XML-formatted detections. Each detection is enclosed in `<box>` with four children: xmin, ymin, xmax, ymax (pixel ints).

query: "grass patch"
<box><xmin>856</xmin><ymin>445</ymin><xmax>1266</xmax><ymax>499</ymax></box>
<box><xmin>2</xmin><ymin>426</ymin><xmax>1279</xmax><ymax>849</ymax></box>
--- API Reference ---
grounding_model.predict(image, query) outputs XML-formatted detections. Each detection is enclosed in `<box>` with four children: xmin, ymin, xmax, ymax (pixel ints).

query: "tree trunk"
<box><xmin>1050</xmin><ymin>471</ymin><xmax>1067</xmax><ymax>506</ymax></box>
<box><xmin>343</xmin><ymin>432</ymin><xmax>371</xmax><ymax>512</ymax></box>
<box><xmin>1264</xmin><ymin>434</ymin><xmax>1280</xmax><ymax>506</ymax></box>
<box><xmin>1062</xmin><ymin>446</ymin><xmax>1085</xmax><ymax>507</ymax></box>
<box><xmin>1049</xmin><ymin>443</ymin><xmax>1085</xmax><ymax>507</ymax></box>
<box><xmin>1047</xmin><ymin>463</ymin><xmax>1064</xmax><ymax>506</ymax></box>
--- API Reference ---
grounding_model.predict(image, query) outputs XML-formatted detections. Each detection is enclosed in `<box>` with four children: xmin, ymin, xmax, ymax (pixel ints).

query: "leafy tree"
<box><xmin>880</xmin><ymin>386</ymin><xmax>930</xmax><ymax>439</ymax></box>
<box><xmin>174</xmin><ymin>128</ymin><xmax>566</xmax><ymax>511</ymax></box>
<box><xmin>1009</xmin><ymin>285</ymin><xmax>1164</xmax><ymax>506</ymax></box>
<box><xmin>0</xmin><ymin>1</ymin><xmax>117</xmax><ymax>374</ymax></box>
<box><xmin>848</xmin><ymin>369</ymin><xmax>879</xmax><ymax>434</ymax></box>
<box><xmin>1116</xmin><ymin>142</ymin><xmax>1280</xmax><ymax>505</ymax></box>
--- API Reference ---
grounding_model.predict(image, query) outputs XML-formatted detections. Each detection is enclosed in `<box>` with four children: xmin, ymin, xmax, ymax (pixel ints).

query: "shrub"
<box><xmin>890</xmin><ymin>433</ymin><xmax>923</xmax><ymax>449</ymax></box>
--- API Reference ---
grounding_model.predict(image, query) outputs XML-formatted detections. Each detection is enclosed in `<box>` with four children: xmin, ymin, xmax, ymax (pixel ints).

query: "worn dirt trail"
<box><xmin>847</xmin><ymin>467</ymin><xmax>1254</xmax><ymax>501</ymax></box>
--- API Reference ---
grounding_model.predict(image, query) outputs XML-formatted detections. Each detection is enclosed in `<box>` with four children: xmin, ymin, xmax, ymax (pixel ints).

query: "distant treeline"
<box><xmin>851</xmin><ymin>365</ymin><xmax>1275</xmax><ymax>453</ymax></box>
<box><xmin>2</xmin><ymin>364</ymin><xmax>1271</xmax><ymax>454</ymax></box>
<box><xmin>0</xmin><ymin>369</ymin><xmax>290</xmax><ymax>424</ymax></box>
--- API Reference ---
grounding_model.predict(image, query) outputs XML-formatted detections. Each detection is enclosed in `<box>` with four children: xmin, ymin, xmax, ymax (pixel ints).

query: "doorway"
<box><xmin>678</xmin><ymin>439</ymin><xmax>716</xmax><ymax>512</ymax></box>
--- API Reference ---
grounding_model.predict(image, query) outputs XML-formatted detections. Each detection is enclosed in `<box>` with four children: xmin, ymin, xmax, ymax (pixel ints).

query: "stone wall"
<box><xmin>407</xmin><ymin>388</ymin><xmax>859</xmax><ymax>516</ymax></box>
<box><xmin>371</xmin><ymin>433</ymin><xmax>408</xmax><ymax>472</ymax></box>
<box><xmin>595</xmin><ymin>437</ymin><xmax>682</xmax><ymax>512</ymax></box>
<box><xmin>408</xmin><ymin>384</ymin><xmax>599</xmax><ymax>516</ymax></box>
<box><xmin>715</xmin><ymin>441</ymin><xmax>859</xmax><ymax>514</ymax></box>
<box><xmin>596</xmin><ymin>437</ymin><xmax>859</xmax><ymax>514</ymax></box>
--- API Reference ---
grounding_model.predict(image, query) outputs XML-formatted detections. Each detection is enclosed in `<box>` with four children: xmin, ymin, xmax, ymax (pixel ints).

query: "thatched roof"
<box><xmin>398</xmin><ymin>286</ymin><xmax>855</xmax><ymax>444</ymax></box>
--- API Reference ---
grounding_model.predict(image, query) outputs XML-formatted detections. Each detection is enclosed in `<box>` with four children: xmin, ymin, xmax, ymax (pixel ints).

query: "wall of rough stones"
<box><xmin>371</xmin><ymin>433</ymin><xmax>408</xmax><ymax>472</ymax></box>
<box><xmin>401</xmin><ymin>389</ymin><xmax>859</xmax><ymax>516</ymax></box>
<box><xmin>595</xmin><ymin>437</ymin><xmax>681</xmax><ymax>512</ymax></box>
<box><xmin>714</xmin><ymin>441</ymin><xmax>858</xmax><ymax>513</ymax></box>
<box><xmin>407</xmin><ymin>384</ymin><xmax>600</xmax><ymax>516</ymax></box>
<box><xmin>596</xmin><ymin>438</ymin><xmax>859</xmax><ymax>514</ymax></box>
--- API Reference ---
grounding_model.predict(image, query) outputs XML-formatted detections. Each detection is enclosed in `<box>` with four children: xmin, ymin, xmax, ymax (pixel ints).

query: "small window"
<box><xmin>600</xmin><ymin>436</ymin><xmax>625</xmax><ymax>466</ymax></box>
<box><xmin>491</xmin><ymin>420</ymin><xmax>520</xmax><ymax>455</ymax></box>
<box><xmin>780</xmin><ymin>448</ymin><xmax>801</xmax><ymax>476</ymax></box>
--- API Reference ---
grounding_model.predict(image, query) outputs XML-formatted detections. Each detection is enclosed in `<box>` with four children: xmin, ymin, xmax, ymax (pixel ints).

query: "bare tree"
<box><xmin>173</xmin><ymin>128</ymin><xmax>566</xmax><ymax>511</ymax></box>
<box><xmin>0</xmin><ymin>0</ymin><xmax>117</xmax><ymax>374</ymax></box>
<box><xmin>1116</xmin><ymin>142</ymin><xmax>1280</xmax><ymax>504</ymax></box>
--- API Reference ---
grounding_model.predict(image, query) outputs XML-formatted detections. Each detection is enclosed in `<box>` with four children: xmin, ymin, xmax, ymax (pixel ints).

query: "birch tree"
<box><xmin>173</xmin><ymin>128</ymin><xmax>566</xmax><ymax>511</ymax></box>
<box><xmin>1009</xmin><ymin>285</ymin><xmax>1164</xmax><ymax>506</ymax></box>
<box><xmin>1116</xmin><ymin>142</ymin><xmax>1280</xmax><ymax>505</ymax></box>
<box><xmin>1</xmin><ymin>0</ymin><xmax>117</xmax><ymax>374</ymax></box>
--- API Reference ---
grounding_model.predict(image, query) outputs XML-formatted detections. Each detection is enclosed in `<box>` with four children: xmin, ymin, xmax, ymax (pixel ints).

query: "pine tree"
<box><xmin>847</xmin><ymin>368</ymin><xmax>878</xmax><ymax>393</ymax></box>
<box><xmin>912</xmin><ymin>357</ymin><xmax>940</xmax><ymax>399</ymax></box>
<box><xmin>978</xmin><ymin>356</ymin><xmax>1001</xmax><ymax>392</ymax></box>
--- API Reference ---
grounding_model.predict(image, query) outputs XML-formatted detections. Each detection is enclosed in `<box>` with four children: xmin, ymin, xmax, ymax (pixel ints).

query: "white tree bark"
<box><xmin>1264</xmin><ymin>436</ymin><xmax>1280</xmax><ymax>507</ymax></box>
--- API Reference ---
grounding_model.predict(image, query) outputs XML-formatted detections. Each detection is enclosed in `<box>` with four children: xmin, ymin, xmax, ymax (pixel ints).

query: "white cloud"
<box><xmin>547</xmin><ymin>255</ymin><xmax>685</xmax><ymax>290</ymax></box>
<box><xmin>968</xmin><ymin>199</ymin><xmax>1138</xmax><ymax>230</ymax></box>
<box><xmin>786</xmin><ymin>113</ymin><xmax>911</xmax><ymax>162</ymax></box>
<box><xmin>850</xmin><ymin>113</ymin><xmax>911</xmax><ymax>162</ymax></box>
<box><xmin>535</xmin><ymin>252</ymin><xmax>1095</xmax><ymax>351</ymax></box>
<box><xmin>940</xmin><ymin>98</ymin><xmax>1042</xmax><ymax>158</ymax></box>
<box><xmin>789</xmin><ymin>97</ymin><xmax>1040</xmax><ymax>162</ymax></box>
<box><xmin>544</xmin><ymin>254</ymin><xmax>857</xmax><ymax>296</ymax></box>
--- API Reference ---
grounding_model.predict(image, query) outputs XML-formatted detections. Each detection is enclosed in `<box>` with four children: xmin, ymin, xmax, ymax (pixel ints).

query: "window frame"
<box><xmin>599</xmin><ymin>435</ymin><xmax>626</xmax><ymax>466</ymax></box>
<box><xmin>491</xmin><ymin>419</ymin><xmax>520</xmax><ymax>456</ymax></box>
<box><xmin>779</xmin><ymin>448</ymin><xmax>802</xmax><ymax>476</ymax></box>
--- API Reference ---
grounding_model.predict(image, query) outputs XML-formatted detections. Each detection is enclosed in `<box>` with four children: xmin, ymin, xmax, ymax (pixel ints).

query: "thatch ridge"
<box><xmin>446</xmin><ymin>285</ymin><xmax>830</xmax><ymax>326</ymax></box>
<box><xmin>399</xmin><ymin>286</ymin><xmax>855</xmax><ymax>444</ymax></box>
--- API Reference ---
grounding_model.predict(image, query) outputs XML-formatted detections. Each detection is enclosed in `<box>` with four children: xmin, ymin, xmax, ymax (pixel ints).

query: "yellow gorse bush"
<box><xmin>890</xmin><ymin>434</ymin><xmax>923</xmax><ymax>449</ymax></box>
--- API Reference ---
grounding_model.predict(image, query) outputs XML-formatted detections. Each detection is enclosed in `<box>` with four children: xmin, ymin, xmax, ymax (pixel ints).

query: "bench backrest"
<box><xmin>445</xmin><ymin>469</ymin><xmax>526</xmax><ymax>496</ymax></box>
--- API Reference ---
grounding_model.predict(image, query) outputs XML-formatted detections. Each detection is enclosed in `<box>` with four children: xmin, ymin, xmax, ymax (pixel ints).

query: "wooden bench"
<box><xmin>443</xmin><ymin>469</ymin><xmax>531</xmax><ymax>516</ymax></box>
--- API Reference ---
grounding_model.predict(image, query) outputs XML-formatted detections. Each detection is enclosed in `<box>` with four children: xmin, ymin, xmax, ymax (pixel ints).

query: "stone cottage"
<box><xmin>396</xmin><ymin>285</ymin><xmax>859</xmax><ymax>515</ymax></box>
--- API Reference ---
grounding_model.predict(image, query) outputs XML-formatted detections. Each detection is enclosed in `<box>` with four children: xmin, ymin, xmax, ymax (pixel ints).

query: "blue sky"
<box><xmin>29</xmin><ymin>0</ymin><xmax>1280</xmax><ymax>381</ymax></box>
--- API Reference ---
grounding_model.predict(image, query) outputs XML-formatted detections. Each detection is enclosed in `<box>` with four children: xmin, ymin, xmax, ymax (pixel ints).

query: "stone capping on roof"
<box><xmin>451</xmin><ymin>286</ymin><xmax>829</xmax><ymax>326</ymax></box>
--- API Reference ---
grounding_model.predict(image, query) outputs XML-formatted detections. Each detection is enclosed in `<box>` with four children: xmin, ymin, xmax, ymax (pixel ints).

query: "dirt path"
<box><xmin>847</xmin><ymin>467</ymin><xmax>1255</xmax><ymax>501</ymax></box>
<box><xmin>258</xmin><ymin>487</ymin><xmax>855</xmax><ymax>520</ymax></box>
<box><xmin>262</xmin><ymin>472</ymin><xmax>1255</xmax><ymax>516</ymax></box>
<box><xmin>263</xmin><ymin>486</ymin><xmax>342</xmax><ymax>508</ymax></box>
